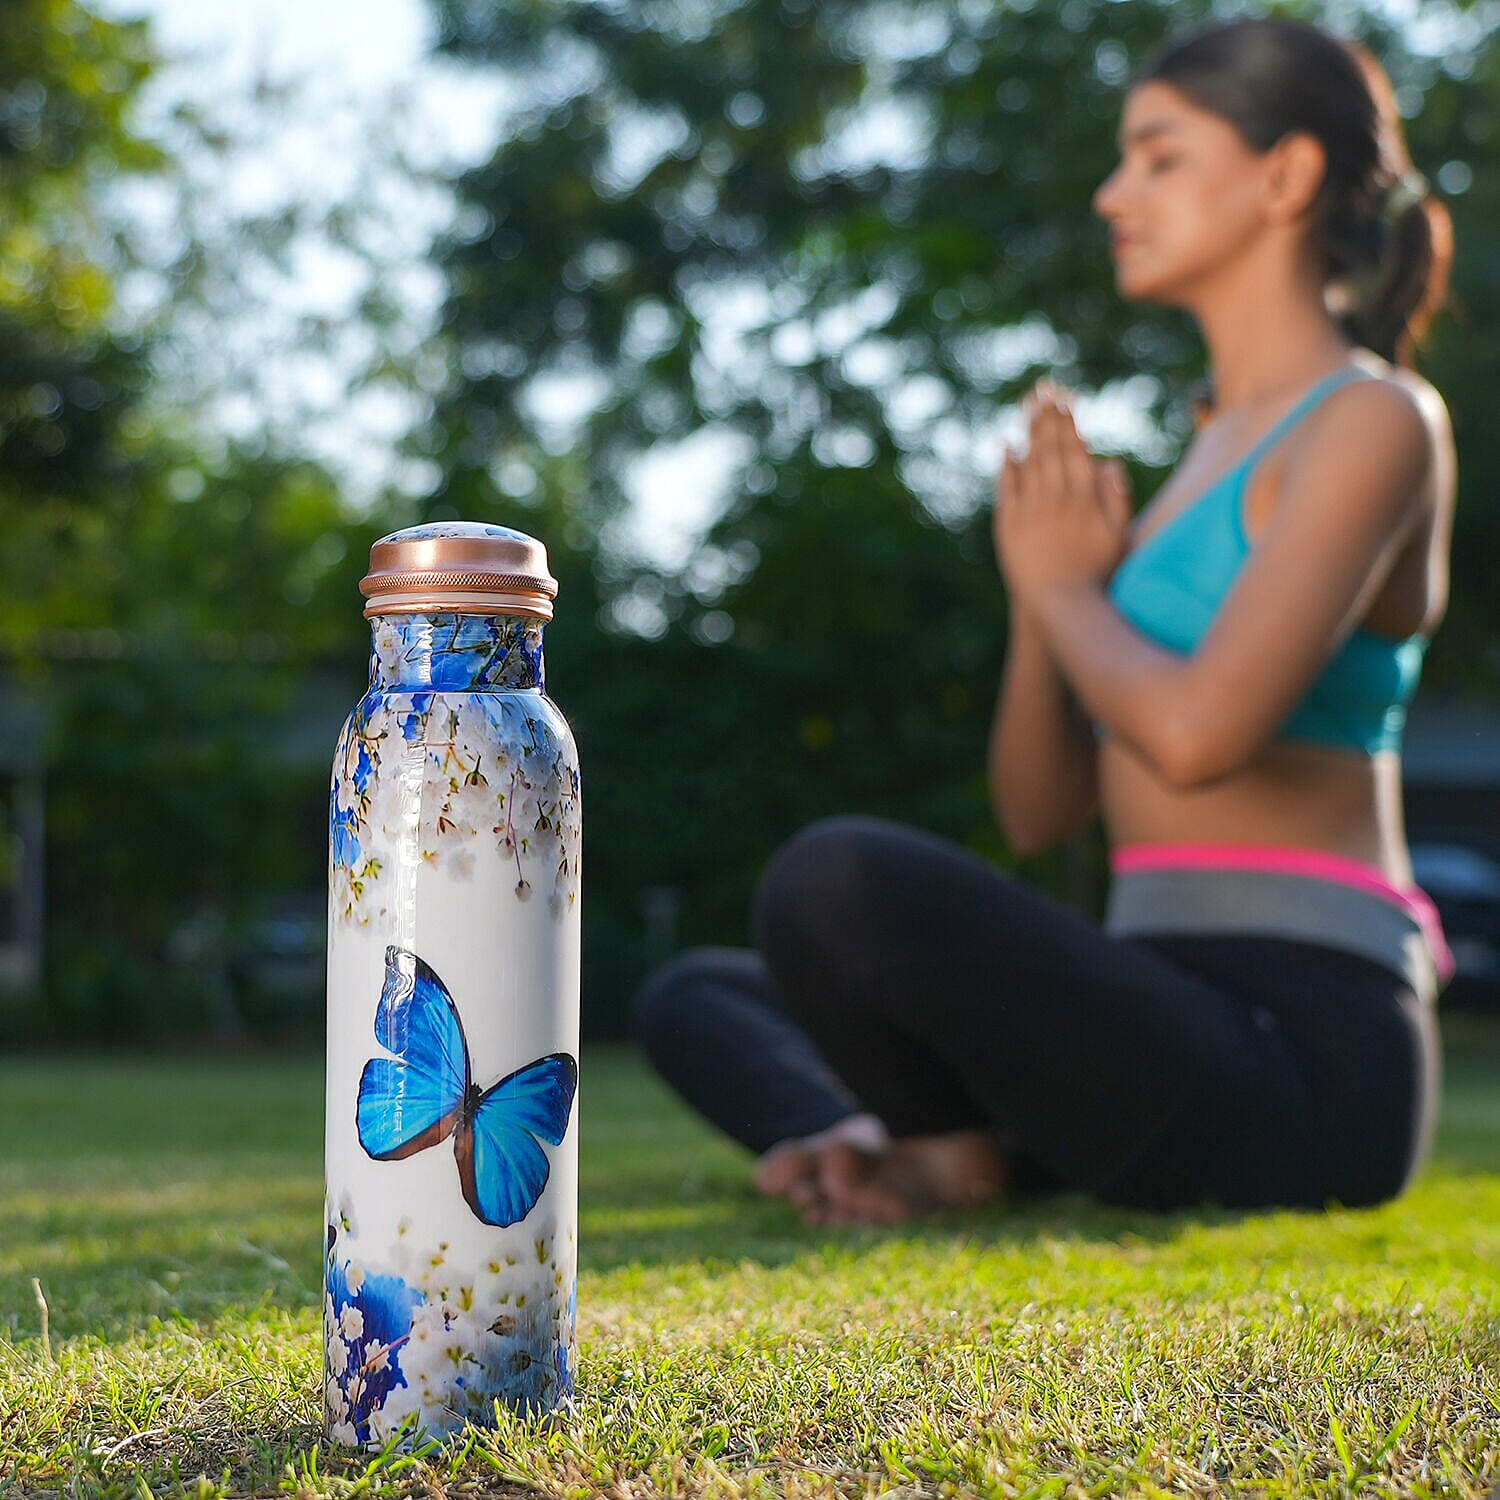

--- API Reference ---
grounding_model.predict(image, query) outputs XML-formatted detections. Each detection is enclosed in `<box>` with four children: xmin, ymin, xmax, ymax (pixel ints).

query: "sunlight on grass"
<box><xmin>1</xmin><ymin>1018</ymin><xmax>1497</xmax><ymax>1497</ymax></box>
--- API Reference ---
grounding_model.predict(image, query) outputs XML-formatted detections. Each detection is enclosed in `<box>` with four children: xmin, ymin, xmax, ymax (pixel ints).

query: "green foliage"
<box><xmin>0</xmin><ymin>1</ymin><xmax>158</xmax><ymax>184</ymax></box>
<box><xmin>6</xmin><ymin>0</ymin><xmax>1500</xmax><ymax>1039</ymax></box>
<box><xmin>2</xmin><ymin>1025</ymin><xmax>1498</xmax><ymax>1494</ymax></box>
<box><xmin>24</xmin><ymin>445</ymin><xmax>383</xmax><ymax>1041</ymax></box>
<box><xmin>0</xmin><ymin>1</ymin><xmax>392</xmax><ymax>1040</ymax></box>
<box><xmin>0</xmin><ymin>0</ymin><xmax>161</xmax><ymax>521</ymax></box>
<box><xmin>417</xmin><ymin>0</ymin><xmax>1500</xmax><ymax>1029</ymax></box>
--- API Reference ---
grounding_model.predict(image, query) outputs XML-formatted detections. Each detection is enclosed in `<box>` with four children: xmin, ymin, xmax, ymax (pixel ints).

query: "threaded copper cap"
<box><xmin>359</xmin><ymin>522</ymin><xmax>559</xmax><ymax>620</ymax></box>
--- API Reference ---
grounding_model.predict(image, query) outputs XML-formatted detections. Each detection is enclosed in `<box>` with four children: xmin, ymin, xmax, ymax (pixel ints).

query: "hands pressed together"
<box><xmin>993</xmin><ymin>377</ymin><xmax>1134</xmax><ymax>610</ymax></box>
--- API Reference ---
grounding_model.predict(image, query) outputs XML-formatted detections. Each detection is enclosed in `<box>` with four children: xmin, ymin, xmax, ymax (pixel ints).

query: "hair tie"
<box><xmin>1383</xmin><ymin>170</ymin><xmax>1429</xmax><ymax>224</ymax></box>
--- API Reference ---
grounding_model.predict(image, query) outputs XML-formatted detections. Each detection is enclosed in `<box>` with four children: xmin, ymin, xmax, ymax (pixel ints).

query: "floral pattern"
<box><xmin>324</xmin><ymin>1220</ymin><xmax>425</xmax><ymax>1444</ymax></box>
<box><xmin>329</xmin><ymin>613</ymin><xmax>581</xmax><ymax>924</ymax></box>
<box><xmin>325</xmin><ymin>602</ymin><xmax>580</xmax><ymax>1446</ymax></box>
<box><xmin>324</xmin><ymin>1191</ymin><xmax>578</xmax><ymax>1447</ymax></box>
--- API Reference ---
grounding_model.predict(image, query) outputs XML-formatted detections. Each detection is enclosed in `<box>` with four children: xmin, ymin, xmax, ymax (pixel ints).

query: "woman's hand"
<box><xmin>994</xmin><ymin>378</ymin><xmax>1133</xmax><ymax>609</ymax></box>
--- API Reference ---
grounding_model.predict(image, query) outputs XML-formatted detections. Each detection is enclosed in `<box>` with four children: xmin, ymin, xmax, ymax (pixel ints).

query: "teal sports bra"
<box><xmin>1095</xmin><ymin>365</ymin><xmax>1427</xmax><ymax>755</ymax></box>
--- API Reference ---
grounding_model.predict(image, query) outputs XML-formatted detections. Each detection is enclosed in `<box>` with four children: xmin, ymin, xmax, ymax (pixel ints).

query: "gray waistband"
<box><xmin>1105</xmin><ymin>868</ymin><xmax>1438</xmax><ymax>1005</ymax></box>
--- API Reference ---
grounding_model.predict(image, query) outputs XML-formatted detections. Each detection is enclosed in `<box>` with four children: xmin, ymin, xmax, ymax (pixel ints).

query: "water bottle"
<box><xmin>323</xmin><ymin>522</ymin><xmax>581</xmax><ymax>1448</ymax></box>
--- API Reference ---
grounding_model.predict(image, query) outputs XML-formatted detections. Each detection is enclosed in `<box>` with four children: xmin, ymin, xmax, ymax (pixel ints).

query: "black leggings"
<box><xmin>630</xmin><ymin>816</ymin><xmax>1442</xmax><ymax>1212</ymax></box>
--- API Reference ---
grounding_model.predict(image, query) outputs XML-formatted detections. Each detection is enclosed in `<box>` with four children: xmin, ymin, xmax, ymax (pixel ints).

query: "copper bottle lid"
<box><xmin>358</xmin><ymin>522</ymin><xmax>559</xmax><ymax>620</ymax></box>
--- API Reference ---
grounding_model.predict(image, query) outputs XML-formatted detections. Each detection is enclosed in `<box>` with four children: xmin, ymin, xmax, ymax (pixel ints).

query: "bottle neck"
<box><xmin>368</xmin><ymin>612</ymin><xmax>545</xmax><ymax>693</ymax></box>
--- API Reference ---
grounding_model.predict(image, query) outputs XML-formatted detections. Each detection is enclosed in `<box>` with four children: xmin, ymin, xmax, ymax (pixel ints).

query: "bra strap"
<box><xmin>1236</xmin><ymin>365</ymin><xmax>1375</xmax><ymax>475</ymax></box>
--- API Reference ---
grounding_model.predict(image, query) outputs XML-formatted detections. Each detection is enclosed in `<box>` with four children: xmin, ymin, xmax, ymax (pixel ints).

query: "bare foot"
<box><xmin>808</xmin><ymin>1131</ymin><xmax>1010</xmax><ymax>1226</ymax></box>
<box><xmin>809</xmin><ymin>1141</ymin><xmax>911</xmax><ymax>1226</ymax></box>
<box><xmin>883</xmin><ymin>1130</ymin><xmax>1011</xmax><ymax>1209</ymax></box>
<box><xmin>753</xmin><ymin>1114</ymin><xmax>893</xmax><ymax>1221</ymax></box>
<box><xmin>752</xmin><ymin>1139</ymin><xmax>822</xmax><ymax>1217</ymax></box>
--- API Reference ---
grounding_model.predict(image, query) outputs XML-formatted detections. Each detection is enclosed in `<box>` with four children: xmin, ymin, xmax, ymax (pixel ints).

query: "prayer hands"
<box><xmin>993</xmin><ymin>377</ymin><xmax>1133</xmax><ymax>609</ymax></box>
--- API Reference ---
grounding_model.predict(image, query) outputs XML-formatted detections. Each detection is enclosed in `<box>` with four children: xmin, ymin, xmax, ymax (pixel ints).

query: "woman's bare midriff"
<box><xmin>1098</xmin><ymin>738</ymin><xmax>1414</xmax><ymax>885</ymax></box>
<box><xmin>1093</xmin><ymin>357</ymin><xmax>1452</xmax><ymax>892</ymax></box>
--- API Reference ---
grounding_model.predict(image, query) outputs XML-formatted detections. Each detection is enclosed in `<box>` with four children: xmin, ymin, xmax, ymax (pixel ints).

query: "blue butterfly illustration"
<box><xmin>356</xmin><ymin>945</ymin><xmax>577</xmax><ymax>1227</ymax></box>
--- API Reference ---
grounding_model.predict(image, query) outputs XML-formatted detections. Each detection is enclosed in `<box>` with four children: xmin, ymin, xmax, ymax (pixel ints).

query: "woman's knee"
<box><xmin>749</xmin><ymin>814</ymin><xmax>898</xmax><ymax>955</ymax></box>
<box><xmin>629</xmin><ymin>949</ymin><xmax>713</xmax><ymax>1058</ymax></box>
<box><xmin>629</xmin><ymin>947</ymin><xmax>759</xmax><ymax>1062</ymax></box>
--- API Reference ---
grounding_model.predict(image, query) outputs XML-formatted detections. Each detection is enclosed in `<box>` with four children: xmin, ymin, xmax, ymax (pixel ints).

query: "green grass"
<box><xmin>2</xmin><ymin>1016</ymin><xmax>1499</xmax><ymax>1499</ymax></box>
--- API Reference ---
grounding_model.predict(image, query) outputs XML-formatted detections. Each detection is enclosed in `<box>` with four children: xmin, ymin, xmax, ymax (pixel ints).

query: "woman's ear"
<box><xmin>1263</xmin><ymin>129</ymin><xmax>1328</xmax><ymax>225</ymax></box>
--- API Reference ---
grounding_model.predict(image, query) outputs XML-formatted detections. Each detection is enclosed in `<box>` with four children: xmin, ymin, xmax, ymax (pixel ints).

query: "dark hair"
<box><xmin>1130</xmin><ymin>18</ymin><xmax>1454</xmax><ymax>415</ymax></box>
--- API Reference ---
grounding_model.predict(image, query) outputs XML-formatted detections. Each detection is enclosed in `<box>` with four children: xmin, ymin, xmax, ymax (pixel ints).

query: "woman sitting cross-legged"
<box><xmin>633</xmin><ymin>15</ymin><xmax>1458</xmax><ymax>1226</ymax></box>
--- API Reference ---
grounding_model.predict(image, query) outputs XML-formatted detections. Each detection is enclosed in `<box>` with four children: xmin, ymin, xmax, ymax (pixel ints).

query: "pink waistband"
<box><xmin>1111</xmin><ymin>842</ymin><xmax>1456</xmax><ymax>984</ymax></box>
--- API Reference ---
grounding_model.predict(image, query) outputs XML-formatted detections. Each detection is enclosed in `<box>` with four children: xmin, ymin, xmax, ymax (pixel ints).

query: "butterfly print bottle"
<box><xmin>324</xmin><ymin>523</ymin><xmax>581</xmax><ymax>1448</ymax></box>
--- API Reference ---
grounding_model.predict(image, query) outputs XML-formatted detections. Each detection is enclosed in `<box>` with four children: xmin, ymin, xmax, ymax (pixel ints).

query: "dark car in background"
<box><xmin>1404</xmin><ymin>694</ymin><xmax>1500</xmax><ymax>1013</ymax></box>
<box><xmin>1410</xmin><ymin>836</ymin><xmax>1500</xmax><ymax>1010</ymax></box>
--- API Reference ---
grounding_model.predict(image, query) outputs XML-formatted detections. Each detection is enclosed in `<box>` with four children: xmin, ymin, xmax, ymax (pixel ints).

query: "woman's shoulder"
<box><xmin>1341</xmin><ymin>355</ymin><xmax>1454</xmax><ymax>528</ymax></box>
<box><xmin>1185</xmin><ymin>354</ymin><xmax>1446</xmax><ymax>434</ymax></box>
<box><xmin>1351</xmin><ymin>352</ymin><xmax>1450</xmax><ymax>436</ymax></box>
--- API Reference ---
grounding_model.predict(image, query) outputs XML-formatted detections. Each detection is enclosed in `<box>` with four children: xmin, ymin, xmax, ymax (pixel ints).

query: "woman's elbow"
<box><xmin>990</xmin><ymin>791</ymin><xmax>1042</xmax><ymax>857</ymax></box>
<box><xmin>1002</xmin><ymin>822</ymin><xmax>1047</xmax><ymax>858</ymax></box>
<box><xmin>1163</xmin><ymin>717</ymin><xmax>1255</xmax><ymax>790</ymax></box>
<box><xmin>992</xmin><ymin>790</ymin><xmax>1095</xmax><ymax>858</ymax></box>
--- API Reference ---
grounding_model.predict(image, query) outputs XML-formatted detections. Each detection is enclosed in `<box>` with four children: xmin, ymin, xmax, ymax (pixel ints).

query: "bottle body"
<box><xmin>324</xmin><ymin>610</ymin><xmax>581</xmax><ymax>1448</ymax></box>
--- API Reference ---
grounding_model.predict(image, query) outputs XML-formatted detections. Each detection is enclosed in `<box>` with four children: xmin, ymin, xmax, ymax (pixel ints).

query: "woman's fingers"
<box><xmin>1031</xmin><ymin>383</ymin><xmax>1078</xmax><ymax>501</ymax></box>
<box><xmin>1001</xmin><ymin>444</ymin><xmax>1025</xmax><ymax>509</ymax></box>
<box><xmin>1055</xmin><ymin>398</ymin><xmax>1097</xmax><ymax>502</ymax></box>
<box><xmin>1030</xmin><ymin>392</ymin><xmax>1067</xmax><ymax>504</ymax></box>
<box><xmin>1009</xmin><ymin>378</ymin><xmax>1102</xmax><ymax>514</ymax></box>
<box><xmin>1002</xmin><ymin>392</ymin><xmax>1035</xmax><ymax>510</ymax></box>
<box><xmin>1028</xmin><ymin>383</ymin><xmax>1111</xmax><ymax>514</ymax></box>
<box><xmin>1099</xmin><ymin>454</ymin><xmax>1134</xmax><ymax>532</ymax></box>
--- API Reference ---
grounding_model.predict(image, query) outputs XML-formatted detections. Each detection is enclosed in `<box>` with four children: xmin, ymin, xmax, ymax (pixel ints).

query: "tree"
<box><xmin>412</xmin><ymin>0</ymin><xmax>1495</xmax><ymax>1029</ymax></box>
<box><xmin>405</xmin><ymin>0</ymin><xmax>1494</xmax><ymax>1032</ymax></box>
<box><xmin>0</xmin><ymin>2</ymin><xmax>398</xmax><ymax>1039</ymax></box>
<box><xmin>0</xmin><ymin>1</ymin><xmax>161</xmax><ymax>619</ymax></box>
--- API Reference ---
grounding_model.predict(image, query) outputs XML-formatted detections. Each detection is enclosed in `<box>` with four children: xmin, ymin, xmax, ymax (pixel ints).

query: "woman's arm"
<box><xmin>1026</xmin><ymin>378</ymin><xmax>1433</xmax><ymax>787</ymax></box>
<box><xmin>988</xmin><ymin>600</ymin><xmax>1100</xmax><ymax>857</ymax></box>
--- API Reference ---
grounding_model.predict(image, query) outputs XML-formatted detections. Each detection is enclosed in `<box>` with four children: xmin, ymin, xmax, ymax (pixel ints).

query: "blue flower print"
<box><xmin>353</xmin><ymin>741</ymin><xmax>373</xmax><ymax>796</ymax></box>
<box><xmin>471</xmin><ymin>1293</ymin><xmax>562</xmax><ymax>1418</ymax></box>
<box><xmin>333</xmin><ymin>609</ymin><xmax>580</xmax><ymax>926</ymax></box>
<box><xmin>401</xmin><ymin>691</ymin><xmax>434</xmax><ymax>742</ymax></box>
<box><xmin>325</xmin><ymin>1239</ymin><xmax>426</xmax><ymax>1444</ymax></box>
<box><xmin>330</xmin><ymin>789</ymin><xmax>361</xmax><ymax>870</ymax></box>
<box><xmin>519</xmin><ymin>631</ymin><xmax>543</xmax><ymax>690</ymax></box>
<box><xmin>373</xmin><ymin>614</ymin><xmax>544</xmax><ymax>694</ymax></box>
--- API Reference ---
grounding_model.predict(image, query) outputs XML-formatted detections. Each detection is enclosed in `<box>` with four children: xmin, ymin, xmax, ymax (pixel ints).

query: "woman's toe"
<box><xmin>753</xmin><ymin>1140</ymin><xmax>813</xmax><ymax>1197</ymax></box>
<box><xmin>813</xmin><ymin>1142</ymin><xmax>868</xmax><ymax>1206</ymax></box>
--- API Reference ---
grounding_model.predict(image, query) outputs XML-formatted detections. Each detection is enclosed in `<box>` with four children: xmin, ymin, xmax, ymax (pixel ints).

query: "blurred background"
<box><xmin>4</xmin><ymin>0</ymin><xmax>1499</xmax><ymax>1049</ymax></box>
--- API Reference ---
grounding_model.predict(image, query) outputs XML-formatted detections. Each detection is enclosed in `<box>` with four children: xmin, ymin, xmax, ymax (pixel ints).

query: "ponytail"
<box><xmin>1326</xmin><ymin>173</ymin><xmax>1456</xmax><ymax>371</ymax></box>
<box><xmin>1135</xmin><ymin>19</ymin><xmax>1456</xmax><ymax>419</ymax></box>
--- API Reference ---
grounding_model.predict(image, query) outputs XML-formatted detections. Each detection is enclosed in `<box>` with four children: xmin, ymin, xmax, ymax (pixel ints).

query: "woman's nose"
<box><xmin>1092</xmin><ymin>171</ymin><xmax>1119</xmax><ymax>218</ymax></box>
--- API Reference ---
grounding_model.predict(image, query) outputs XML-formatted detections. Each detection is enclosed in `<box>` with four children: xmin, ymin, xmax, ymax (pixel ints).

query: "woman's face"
<box><xmin>1092</xmin><ymin>80</ymin><xmax>1276</xmax><ymax>307</ymax></box>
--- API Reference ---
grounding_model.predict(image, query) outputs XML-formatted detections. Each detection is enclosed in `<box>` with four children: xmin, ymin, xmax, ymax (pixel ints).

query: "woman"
<box><xmin>631</xmin><ymin>16</ymin><xmax>1459</xmax><ymax>1226</ymax></box>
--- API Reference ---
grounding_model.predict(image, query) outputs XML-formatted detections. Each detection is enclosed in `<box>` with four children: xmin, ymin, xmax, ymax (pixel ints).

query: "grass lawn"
<box><xmin>1</xmin><ymin>1016</ymin><xmax>1498</xmax><ymax>1499</ymax></box>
